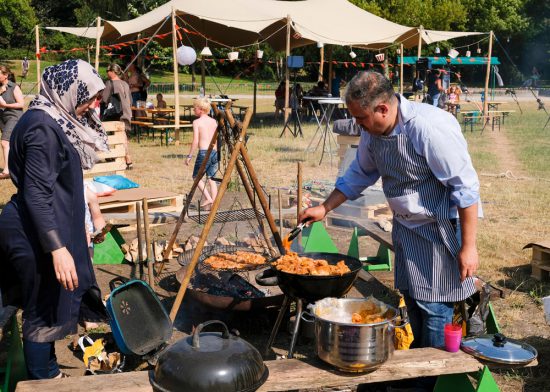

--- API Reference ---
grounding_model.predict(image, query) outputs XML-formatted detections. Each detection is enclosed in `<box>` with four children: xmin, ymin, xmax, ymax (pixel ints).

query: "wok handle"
<box><xmin>394</xmin><ymin>305</ymin><xmax>410</xmax><ymax>328</ymax></box>
<box><xmin>192</xmin><ymin>320</ymin><xmax>231</xmax><ymax>349</ymax></box>
<box><xmin>255</xmin><ymin>268</ymin><xmax>279</xmax><ymax>286</ymax></box>
<box><xmin>109</xmin><ymin>277</ymin><xmax>129</xmax><ymax>292</ymax></box>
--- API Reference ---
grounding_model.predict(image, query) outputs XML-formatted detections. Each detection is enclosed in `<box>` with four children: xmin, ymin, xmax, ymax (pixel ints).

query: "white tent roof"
<box><xmin>48</xmin><ymin>0</ymin><xmax>485</xmax><ymax>51</ymax></box>
<box><xmin>46</xmin><ymin>26</ymin><xmax>102</xmax><ymax>40</ymax></box>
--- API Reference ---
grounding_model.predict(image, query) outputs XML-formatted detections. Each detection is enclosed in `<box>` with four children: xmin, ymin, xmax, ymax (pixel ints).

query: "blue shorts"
<box><xmin>192</xmin><ymin>150</ymin><xmax>218</xmax><ymax>179</ymax></box>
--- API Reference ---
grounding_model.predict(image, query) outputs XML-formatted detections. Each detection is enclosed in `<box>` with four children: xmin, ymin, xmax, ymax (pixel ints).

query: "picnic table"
<box><xmin>486</xmin><ymin>101</ymin><xmax>506</xmax><ymax>111</ymax></box>
<box><xmin>130</xmin><ymin>107</ymin><xmax>192</xmax><ymax>145</ymax></box>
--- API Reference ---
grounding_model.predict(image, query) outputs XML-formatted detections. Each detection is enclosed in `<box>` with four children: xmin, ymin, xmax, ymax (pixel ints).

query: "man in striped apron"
<box><xmin>301</xmin><ymin>71</ymin><xmax>481</xmax><ymax>349</ymax></box>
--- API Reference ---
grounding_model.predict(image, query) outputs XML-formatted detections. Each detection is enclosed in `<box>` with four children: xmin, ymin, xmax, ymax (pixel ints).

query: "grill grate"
<box><xmin>187</xmin><ymin>208</ymin><xmax>265</xmax><ymax>224</ymax></box>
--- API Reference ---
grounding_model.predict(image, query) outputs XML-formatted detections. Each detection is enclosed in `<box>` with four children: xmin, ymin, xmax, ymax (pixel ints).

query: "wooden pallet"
<box><xmin>525</xmin><ymin>242</ymin><xmax>550</xmax><ymax>281</ymax></box>
<box><xmin>336</xmin><ymin>134</ymin><xmax>360</xmax><ymax>167</ymax></box>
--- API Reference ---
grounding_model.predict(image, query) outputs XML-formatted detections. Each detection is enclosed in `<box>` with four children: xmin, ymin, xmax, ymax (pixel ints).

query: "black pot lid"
<box><xmin>461</xmin><ymin>333</ymin><xmax>537</xmax><ymax>365</ymax></box>
<box><xmin>151</xmin><ymin>320</ymin><xmax>268</xmax><ymax>392</ymax></box>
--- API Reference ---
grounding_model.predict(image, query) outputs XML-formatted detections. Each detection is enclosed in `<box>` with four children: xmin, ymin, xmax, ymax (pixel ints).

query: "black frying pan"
<box><xmin>255</xmin><ymin>252</ymin><xmax>362</xmax><ymax>302</ymax></box>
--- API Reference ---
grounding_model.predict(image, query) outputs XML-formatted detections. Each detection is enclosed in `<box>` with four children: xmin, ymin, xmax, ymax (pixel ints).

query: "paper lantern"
<box><xmin>177</xmin><ymin>45</ymin><xmax>197</xmax><ymax>65</ymax></box>
<box><xmin>200</xmin><ymin>46</ymin><xmax>212</xmax><ymax>56</ymax></box>
<box><xmin>375</xmin><ymin>53</ymin><xmax>385</xmax><ymax>62</ymax></box>
<box><xmin>349</xmin><ymin>50</ymin><xmax>357</xmax><ymax>59</ymax></box>
<box><xmin>466</xmin><ymin>50</ymin><xmax>471</xmax><ymax>58</ymax></box>
<box><xmin>435</xmin><ymin>46</ymin><xmax>441</xmax><ymax>54</ymax></box>
<box><xmin>228</xmin><ymin>51</ymin><xmax>239</xmax><ymax>61</ymax></box>
<box><xmin>256</xmin><ymin>50</ymin><xmax>264</xmax><ymax>59</ymax></box>
<box><xmin>316</xmin><ymin>42</ymin><xmax>324</xmax><ymax>48</ymax></box>
<box><xmin>477</xmin><ymin>47</ymin><xmax>482</xmax><ymax>54</ymax></box>
<box><xmin>396</xmin><ymin>48</ymin><xmax>401</xmax><ymax>55</ymax></box>
<box><xmin>448</xmin><ymin>48</ymin><xmax>459</xmax><ymax>59</ymax></box>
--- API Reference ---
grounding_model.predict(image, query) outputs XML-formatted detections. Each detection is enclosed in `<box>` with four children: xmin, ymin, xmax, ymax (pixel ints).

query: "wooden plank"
<box><xmin>108</xmin><ymin>132</ymin><xmax>128</xmax><ymax>145</ymax></box>
<box><xmin>15</xmin><ymin>348</ymin><xmax>484</xmax><ymax>392</ymax></box>
<box><xmin>336</xmin><ymin>135</ymin><xmax>360</xmax><ymax>145</ymax></box>
<box><xmin>84</xmin><ymin>161</ymin><xmax>127</xmax><ymax>176</ymax></box>
<box><xmin>103</xmin><ymin>121</ymin><xmax>125</xmax><ymax>132</ymax></box>
<box><xmin>96</xmin><ymin>145</ymin><xmax>126</xmax><ymax>160</ymax></box>
<box><xmin>327</xmin><ymin>213</ymin><xmax>394</xmax><ymax>251</ymax></box>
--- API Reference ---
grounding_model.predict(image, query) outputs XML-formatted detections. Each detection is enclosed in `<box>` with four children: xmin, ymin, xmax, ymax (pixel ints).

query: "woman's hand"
<box><xmin>52</xmin><ymin>247</ymin><xmax>79</xmax><ymax>291</ymax></box>
<box><xmin>0</xmin><ymin>96</ymin><xmax>6</xmax><ymax>108</ymax></box>
<box><xmin>185</xmin><ymin>156</ymin><xmax>192</xmax><ymax>166</ymax></box>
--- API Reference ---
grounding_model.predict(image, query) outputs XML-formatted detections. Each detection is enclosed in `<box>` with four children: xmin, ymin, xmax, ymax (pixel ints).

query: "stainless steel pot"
<box><xmin>303</xmin><ymin>298</ymin><xmax>406</xmax><ymax>373</ymax></box>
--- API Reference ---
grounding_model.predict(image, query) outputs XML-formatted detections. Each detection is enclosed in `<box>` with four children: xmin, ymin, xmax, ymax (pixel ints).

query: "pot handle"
<box><xmin>192</xmin><ymin>320</ymin><xmax>231</xmax><ymax>349</ymax></box>
<box><xmin>255</xmin><ymin>268</ymin><xmax>279</xmax><ymax>286</ymax></box>
<box><xmin>393</xmin><ymin>306</ymin><xmax>410</xmax><ymax>329</ymax></box>
<box><xmin>109</xmin><ymin>277</ymin><xmax>129</xmax><ymax>292</ymax></box>
<box><xmin>300</xmin><ymin>311</ymin><xmax>316</xmax><ymax>323</ymax></box>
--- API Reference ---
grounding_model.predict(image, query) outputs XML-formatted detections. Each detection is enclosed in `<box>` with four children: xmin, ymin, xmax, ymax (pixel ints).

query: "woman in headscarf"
<box><xmin>0</xmin><ymin>59</ymin><xmax>108</xmax><ymax>379</ymax></box>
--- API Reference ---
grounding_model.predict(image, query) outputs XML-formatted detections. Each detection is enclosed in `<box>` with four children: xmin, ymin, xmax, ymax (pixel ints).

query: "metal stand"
<box><xmin>265</xmin><ymin>295</ymin><xmax>304</xmax><ymax>359</ymax></box>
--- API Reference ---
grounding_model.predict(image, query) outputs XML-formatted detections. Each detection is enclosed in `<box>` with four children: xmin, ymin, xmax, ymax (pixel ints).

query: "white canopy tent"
<box><xmin>45</xmin><ymin>0</ymin><xmax>490</xmax><ymax>121</ymax></box>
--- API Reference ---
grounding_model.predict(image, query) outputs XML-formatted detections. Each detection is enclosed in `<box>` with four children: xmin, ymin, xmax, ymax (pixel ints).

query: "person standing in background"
<box><xmin>0</xmin><ymin>65</ymin><xmax>24</xmax><ymax>180</ymax></box>
<box><xmin>102</xmin><ymin>63</ymin><xmax>133</xmax><ymax>169</ymax></box>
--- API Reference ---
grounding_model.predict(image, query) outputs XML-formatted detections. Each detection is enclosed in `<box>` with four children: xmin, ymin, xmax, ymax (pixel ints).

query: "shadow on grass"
<box><xmin>161</xmin><ymin>154</ymin><xmax>186</xmax><ymax>159</ymax></box>
<box><xmin>274</xmin><ymin>146</ymin><xmax>303</xmax><ymax>153</ymax></box>
<box><xmin>280</xmin><ymin>157</ymin><xmax>306</xmax><ymax>163</ymax></box>
<box><xmin>497</xmin><ymin>263</ymin><xmax>550</xmax><ymax>301</ymax></box>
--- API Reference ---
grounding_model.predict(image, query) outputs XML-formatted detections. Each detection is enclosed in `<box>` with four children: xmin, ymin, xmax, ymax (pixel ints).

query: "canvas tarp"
<box><xmin>46</xmin><ymin>26</ymin><xmax>103</xmax><ymax>40</ymax></box>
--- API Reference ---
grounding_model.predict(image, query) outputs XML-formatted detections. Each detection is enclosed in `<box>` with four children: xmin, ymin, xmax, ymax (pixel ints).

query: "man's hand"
<box><xmin>299</xmin><ymin>205</ymin><xmax>328</xmax><ymax>225</ymax></box>
<box><xmin>185</xmin><ymin>157</ymin><xmax>191</xmax><ymax>166</ymax></box>
<box><xmin>52</xmin><ymin>247</ymin><xmax>78</xmax><ymax>291</ymax></box>
<box><xmin>457</xmin><ymin>244</ymin><xmax>478</xmax><ymax>281</ymax></box>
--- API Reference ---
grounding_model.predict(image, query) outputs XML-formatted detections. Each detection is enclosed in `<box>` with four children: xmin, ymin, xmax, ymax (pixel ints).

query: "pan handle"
<box><xmin>109</xmin><ymin>277</ymin><xmax>129</xmax><ymax>292</ymax></box>
<box><xmin>192</xmin><ymin>320</ymin><xmax>231</xmax><ymax>349</ymax></box>
<box><xmin>255</xmin><ymin>268</ymin><xmax>279</xmax><ymax>286</ymax></box>
<box><xmin>300</xmin><ymin>311</ymin><xmax>316</xmax><ymax>323</ymax></box>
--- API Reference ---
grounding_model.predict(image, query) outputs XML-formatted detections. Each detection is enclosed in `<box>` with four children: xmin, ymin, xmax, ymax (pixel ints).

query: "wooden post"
<box><xmin>253</xmin><ymin>50</ymin><xmax>258</xmax><ymax>117</ymax></box>
<box><xmin>169</xmin><ymin>114</ymin><xmax>250</xmax><ymax>321</ymax></box>
<box><xmin>327</xmin><ymin>46</ymin><xmax>333</xmax><ymax>94</ymax></box>
<box><xmin>142</xmin><ymin>198</ymin><xmax>155</xmax><ymax>290</ymax></box>
<box><xmin>201</xmin><ymin>57</ymin><xmax>206</xmax><ymax>93</ymax></box>
<box><xmin>297</xmin><ymin>162</ymin><xmax>302</xmax><ymax>243</ymax></box>
<box><xmin>94</xmin><ymin>16</ymin><xmax>101</xmax><ymax>71</ymax></box>
<box><xmin>278</xmin><ymin>189</ymin><xmax>283</xmax><ymax>235</ymax></box>
<box><xmin>171</xmin><ymin>7</ymin><xmax>181</xmax><ymax>140</ymax></box>
<box><xmin>483</xmin><ymin>31</ymin><xmax>494</xmax><ymax>115</ymax></box>
<box><xmin>136</xmin><ymin>202</ymin><xmax>144</xmax><ymax>280</ymax></box>
<box><xmin>319</xmin><ymin>45</ymin><xmax>324</xmax><ymax>82</ymax></box>
<box><xmin>417</xmin><ymin>26</ymin><xmax>423</xmax><ymax>59</ymax></box>
<box><xmin>35</xmin><ymin>25</ymin><xmax>40</xmax><ymax>93</ymax></box>
<box><xmin>400</xmin><ymin>43</ymin><xmax>404</xmax><ymax>95</ymax></box>
<box><xmin>284</xmin><ymin>14</ymin><xmax>291</xmax><ymax>124</ymax></box>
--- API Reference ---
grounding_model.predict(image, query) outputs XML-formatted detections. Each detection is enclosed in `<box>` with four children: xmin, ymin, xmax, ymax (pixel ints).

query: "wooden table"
<box><xmin>14</xmin><ymin>348</ymin><xmax>489</xmax><ymax>392</ymax></box>
<box><xmin>486</xmin><ymin>101</ymin><xmax>506</xmax><ymax>111</ymax></box>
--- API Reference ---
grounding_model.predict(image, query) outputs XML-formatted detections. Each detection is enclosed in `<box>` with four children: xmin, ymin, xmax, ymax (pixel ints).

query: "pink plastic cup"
<box><xmin>444</xmin><ymin>323</ymin><xmax>462</xmax><ymax>353</ymax></box>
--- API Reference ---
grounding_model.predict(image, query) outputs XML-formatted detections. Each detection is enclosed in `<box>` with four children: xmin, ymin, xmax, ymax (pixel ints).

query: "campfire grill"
<box><xmin>177</xmin><ymin>245</ymin><xmax>283</xmax><ymax>311</ymax></box>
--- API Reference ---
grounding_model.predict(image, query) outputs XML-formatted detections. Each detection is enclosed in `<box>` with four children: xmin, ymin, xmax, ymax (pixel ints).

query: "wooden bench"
<box><xmin>84</xmin><ymin>121</ymin><xmax>183</xmax><ymax>215</ymax></box>
<box><xmin>15</xmin><ymin>347</ymin><xmax>522</xmax><ymax>392</ymax></box>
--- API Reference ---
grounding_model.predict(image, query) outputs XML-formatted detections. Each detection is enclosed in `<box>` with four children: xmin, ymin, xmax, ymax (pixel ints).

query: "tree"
<box><xmin>0</xmin><ymin>0</ymin><xmax>37</xmax><ymax>49</ymax></box>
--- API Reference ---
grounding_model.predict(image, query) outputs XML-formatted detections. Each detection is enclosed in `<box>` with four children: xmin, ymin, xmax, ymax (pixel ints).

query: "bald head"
<box><xmin>344</xmin><ymin>71</ymin><xmax>396</xmax><ymax>111</ymax></box>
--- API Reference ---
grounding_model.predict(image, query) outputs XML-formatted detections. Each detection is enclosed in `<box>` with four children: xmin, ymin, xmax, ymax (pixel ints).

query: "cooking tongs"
<box><xmin>287</xmin><ymin>219</ymin><xmax>312</xmax><ymax>242</ymax></box>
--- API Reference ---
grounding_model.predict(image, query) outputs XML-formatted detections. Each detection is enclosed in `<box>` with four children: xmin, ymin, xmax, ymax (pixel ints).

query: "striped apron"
<box><xmin>369</xmin><ymin>132</ymin><xmax>475</xmax><ymax>303</ymax></box>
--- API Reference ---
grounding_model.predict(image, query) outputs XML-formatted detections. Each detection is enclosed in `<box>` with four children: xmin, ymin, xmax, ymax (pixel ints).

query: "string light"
<box><xmin>349</xmin><ymin>46</ymin><xmax>357</xmax><ymax>59</ymax></box>
<box><xmin>435</xmin><ymin>46</ymin><xmax>441</xmax><ymax>54</ymax></box>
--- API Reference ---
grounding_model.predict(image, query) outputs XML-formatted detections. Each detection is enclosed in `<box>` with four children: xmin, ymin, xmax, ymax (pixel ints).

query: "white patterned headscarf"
<box><xmin>28</xmin><ymin>59</ymin><xmax>109</xmax><ymax>169</ymax></box>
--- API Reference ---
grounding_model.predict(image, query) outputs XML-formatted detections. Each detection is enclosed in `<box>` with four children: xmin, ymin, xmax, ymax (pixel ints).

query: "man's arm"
<box><xmin>185</xmin><ymin>122</ymin><xmax>200</xmax><ymax>166</ymax></box>
<box><xmin>299</xmin><ymin>189</ymin><xmax>348</xmax><ymax>224</ymax></box>
<box><xmin>457</xmin><ymin>203</ymin><xmax>479</xmax><ymax>281</ymax></box>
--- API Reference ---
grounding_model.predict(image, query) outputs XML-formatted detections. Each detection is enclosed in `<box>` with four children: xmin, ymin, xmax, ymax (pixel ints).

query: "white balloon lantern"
<box><xmin>176</xmin><ymin>45</ymin><xmax>197</xmax><ymax>66</ymax></box>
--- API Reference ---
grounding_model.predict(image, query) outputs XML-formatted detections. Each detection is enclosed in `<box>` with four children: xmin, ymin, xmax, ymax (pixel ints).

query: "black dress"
<box><xmin>0</xmin><ymin>110</ymin><xmax>104</xmax><ymax>342</ymax></box>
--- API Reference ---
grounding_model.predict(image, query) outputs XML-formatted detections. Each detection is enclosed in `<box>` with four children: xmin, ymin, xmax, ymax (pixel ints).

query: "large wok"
<box><xmin>255</xmin><ymin>252</ymin><xmax>363</xmax><ymax>301</ymax></box>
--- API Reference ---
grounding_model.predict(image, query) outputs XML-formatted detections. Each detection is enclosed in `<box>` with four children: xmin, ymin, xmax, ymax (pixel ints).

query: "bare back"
<box><xmin>193</xmin><ymin>114</ymin><xmax>218</xmax><ymax>150</ymax></box>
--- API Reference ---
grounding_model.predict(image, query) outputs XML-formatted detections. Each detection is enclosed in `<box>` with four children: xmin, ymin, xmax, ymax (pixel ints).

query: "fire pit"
<box><xmin>177</xmin><ymin>245</ymin><xmax>284</xmax><ymax>311</ymax></box>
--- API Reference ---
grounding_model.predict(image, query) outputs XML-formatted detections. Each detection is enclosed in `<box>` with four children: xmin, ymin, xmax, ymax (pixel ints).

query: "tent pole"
<box><xmin>319</xmin><ymin>46</ymin><xmax>324</xmax><ymax>82</ymax></box>
<box><xmin>94</xmin><ymin>16</ymin><xmax>101</xmax><ymax>71</ymax></box>
<box><xmin>483</xmin><ymin>31</ymin><xmax>493</xmax><ymax>115</ymax></box>
<box><xmin>328</xmin><ymin>46</ymin><xmax>333</xmax><ymax>93</ymax></box>
<box><xmin>253</xmin><ymin>50</ymin><xmax>258</xmax><ymax>117</ymax></box>
<box><xmin>35</xmin><ymin>25</ymin><xmax>40</xmax><ymax>93</ymax></box>
<box><xmin>201</xmin><ymin>57</ymin><xmax>206</xmax><ymax>93</ymax></box>
<box><xmin>400</xmin><ymin>43</ymin><xmax>404</xmax><ymax>94</ymax></box>
<box><xmin>171</xmin><ymin>7</ymin><xmax>181</xmax><ymax>140</ymax></box>
<box><xmin>417</xmin><ymin>26</ymin><xmax>423</xmax><ymax>59</ymax></box>
<box><xmin>284</xmin><ymin>14</ymin><xmax>291</xmax><ymax>125</ymax></box>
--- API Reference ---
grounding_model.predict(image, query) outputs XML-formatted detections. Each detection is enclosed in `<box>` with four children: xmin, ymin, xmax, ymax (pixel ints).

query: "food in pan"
<box><xmin>351</xmin><ymin>300</ymin><xmax>386</xmax><ymax>324</ymax></box>
<box><xmin>273</xmin><ymin>251</ymin><xmax>351</xmax><ymax>276</ymax></box>
<box><xmin>204</xmin><ymin>251</ymin><xmax>266</xmax><ymax>270</ymax></box>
